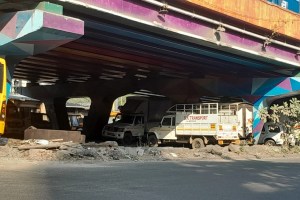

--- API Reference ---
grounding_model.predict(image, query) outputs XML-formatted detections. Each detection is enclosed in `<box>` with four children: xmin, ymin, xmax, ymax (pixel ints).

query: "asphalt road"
<box><xmin>1</xmin><ymin>159</ymin><xmax>300</xmax><ymax>200</ymax></box>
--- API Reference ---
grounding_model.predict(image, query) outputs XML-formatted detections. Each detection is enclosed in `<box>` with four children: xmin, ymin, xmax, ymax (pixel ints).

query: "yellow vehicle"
<box><xmin>0</xmin><ymin>58</ymin><xmax>7</xmax><ymax>135</ymax></box>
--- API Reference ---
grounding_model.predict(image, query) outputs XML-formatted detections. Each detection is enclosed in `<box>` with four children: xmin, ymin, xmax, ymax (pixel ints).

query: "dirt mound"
<box><xmin>1</xmin><ymin>139</ymin><xmax>300</xmax><ymax>162</ymax></box>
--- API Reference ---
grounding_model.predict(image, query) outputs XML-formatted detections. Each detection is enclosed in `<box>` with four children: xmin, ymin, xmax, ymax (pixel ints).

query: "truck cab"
<box><xmin>258</xmin><ymin>122</ymin><xmax>295</xmax><ymax>146</ymax></box>
<box><xmin>102</xmin><ymin>113</ymin><xmax>145</xmax><ymax>144</ymax></box>
<box><xmin>148</xmin><ymin>114</ymin><xmax>177</xmax><ymax>142</ymax></box>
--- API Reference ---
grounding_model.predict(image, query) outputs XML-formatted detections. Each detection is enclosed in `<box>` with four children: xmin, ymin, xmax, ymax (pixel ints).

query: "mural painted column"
<box><xmin>246</xmin><ymin>77</ymin><xmax>300</xmax><ymax>144</ymax></box>
<box><xmin>243</xmin><ymin>95</ymin><xmax>268</xmax><ymax>144</ymax></box>
<box><xmin>0</xmin><ymin>2</ymin><xmax>84</xmax><ymax>97</ymax></box>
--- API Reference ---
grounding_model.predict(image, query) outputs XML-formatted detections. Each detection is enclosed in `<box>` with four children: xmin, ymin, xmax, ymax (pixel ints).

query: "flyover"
<box><xmin>1</xmin><ymin>0</ymin><xmax>300</xmax><ymax>141</ymax></box>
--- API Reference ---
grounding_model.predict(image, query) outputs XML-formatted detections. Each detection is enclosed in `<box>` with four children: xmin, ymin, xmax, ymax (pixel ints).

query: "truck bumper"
<box><xmin>218</xmin><ymin>139</ymin><xmax>240</xmax><ymax>145</ymax></box>
<box><xmin>275</xmin><ymin>139</ymin><xmax>284</xmax><ymax>145</ymax></box>
<box><xmin>102</xmin><ymin>131</ymin><xmax>124</xmax><ymax>140</ymax></box>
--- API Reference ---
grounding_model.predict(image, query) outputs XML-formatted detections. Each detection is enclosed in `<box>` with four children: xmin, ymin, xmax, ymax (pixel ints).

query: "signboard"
<box><xmin>176</xmin><ymin>113</ymin><xmax>218</xmax><ymax>124</ymax></box>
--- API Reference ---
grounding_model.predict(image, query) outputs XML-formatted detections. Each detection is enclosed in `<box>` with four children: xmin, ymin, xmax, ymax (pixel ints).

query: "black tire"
<box><xmin>148</xmin><ymin>134</ymin><xmax>158</xmax><ymax>147</ymax></box>
<box><xmin>264</xmin><ymin>139</ymin><xmax>276</xmax><ymax>146</ymax></box>
<box><xmin>123</xmin><ymin>132</ymin><xmax>133</xmax><ymax>146</ymax></box>
<box><xmin>192</xmin><ymin>138</ymin><xmax>205</xmax><ymax>149</ymax></box>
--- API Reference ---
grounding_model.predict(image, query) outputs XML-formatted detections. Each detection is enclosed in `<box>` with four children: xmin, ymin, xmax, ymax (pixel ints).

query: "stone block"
<box><xmin>24</xmin><ymin>129</ymin><xmax>83</xmax><ymax>143</ymax></box>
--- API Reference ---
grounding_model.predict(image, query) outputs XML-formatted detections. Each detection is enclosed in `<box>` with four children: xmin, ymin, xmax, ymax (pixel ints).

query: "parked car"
<box><xmin>258</xmin><ymin>122</ymin><xmax>295</xmax><ymax>146</ymax></box>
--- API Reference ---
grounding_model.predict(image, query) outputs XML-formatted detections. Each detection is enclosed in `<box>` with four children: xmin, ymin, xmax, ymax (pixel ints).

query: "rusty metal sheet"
<box><xmin>187</xmin><ymin>0</ymin><xmax>300</xmax><ymax>39</ymax></box>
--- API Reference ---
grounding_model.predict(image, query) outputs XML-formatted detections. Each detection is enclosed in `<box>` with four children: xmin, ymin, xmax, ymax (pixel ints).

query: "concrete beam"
<box><xmin>0</xmin><ymin>5</ymin><xmax>84</xmax><ymax>56</ymax></box>
<box><xmin>59</xmin><ymin>0</ymin><xmax>299</xmax><ymax>69</ymax></box>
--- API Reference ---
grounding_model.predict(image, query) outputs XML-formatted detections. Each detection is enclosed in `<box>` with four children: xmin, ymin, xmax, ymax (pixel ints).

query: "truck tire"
<box><xmin>192</xmin><ymin>138</ymin><xmax>205</xmax><ymax>149</ymax></box>
<box><xmin>148</xmin><ymin>134</ymin><xmax>158</xmax><ymax>147</ymax></box>
<box><xmin>123</xmin><ymin>132</ymin><xmax>133</xmax><ymax>146</ymax></box>
<box><xmin>264</xmin><ymin>139</ymin><xmax>275</xmax><ymax>146</ymax></box>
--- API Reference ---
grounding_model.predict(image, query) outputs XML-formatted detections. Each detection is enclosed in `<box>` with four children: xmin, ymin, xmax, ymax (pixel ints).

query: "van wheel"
<box><xmin>192</xmin><ymin>138</ymin><xmax>205</xmax><ymax>149</ymax></box>
<box><xmin>123</xmin><ymin>132</ymin><xmax>133</xmax><ymax>146</ymax></box>
<box><xmin>264</xmin><ymin>139</ymin><xmax>275</xmax><ymax>146</ymax></box>
<box><xmin>148</xmin><ymin>134</ymin><xmax>158</xmax><ymax>147</ymax></box>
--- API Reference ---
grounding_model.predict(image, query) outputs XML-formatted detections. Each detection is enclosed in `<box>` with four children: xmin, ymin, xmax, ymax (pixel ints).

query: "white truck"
<box><xmin>147</xmin><ymin>102</ymin><xmax>254</xmax><ymax>148</ymax></box>
<box><xmin>102</xmin><ymin>96</ymin><xmax>172</xmax><ymax>145</ymax></box>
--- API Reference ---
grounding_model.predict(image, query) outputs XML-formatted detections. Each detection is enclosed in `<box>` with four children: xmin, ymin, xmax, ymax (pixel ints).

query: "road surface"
<box><xmin>0</xmin><ymin>159</ymin><xmax>300</xmax><ymax>200</ymax></box>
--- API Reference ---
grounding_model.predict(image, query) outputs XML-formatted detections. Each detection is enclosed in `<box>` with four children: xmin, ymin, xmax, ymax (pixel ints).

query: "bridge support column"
<box><xmin>243</xmin><ymin>96</ymin><xmax>268</xmax><ymax>144</ymax></box>
<box><xmin>53</xmin><ymin>97</ymin><xmax>70</xmax><ymax>130</ymax></box>
<box><xmin>84</xmin><ymin>96</ymin><xmax>114</xmax><ymax>141</ymax></box>
<box><xmin>244</xmin><ymin>77</ymin><xmax>300</xmax><ymax>144</ymax></box>
<box><xmin>0</xmin><ymin>3</ymin><xmax>84</xmax><ymax>99</ymax></box>
<box><xmin>43</xmin><ymin>100</ymin><xmax>59</xmax><ymax>130</ymax></box>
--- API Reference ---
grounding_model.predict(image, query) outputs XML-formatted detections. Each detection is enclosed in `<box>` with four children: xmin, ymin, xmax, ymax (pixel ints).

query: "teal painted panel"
<box><xmin>0</xmin><ymin>33</ymin><xmax>12</xmax><ymax>46</ymax></box>
<box><xmin>252</xmin><ymin>78</ymin><xmax>284</xmax><ymax>95</ymax></box>
<box><xmin>16</xmin><ymin>11</ymin><xmax>33</xmax><ymax>36</ymax></box>
<box><xmin>265</xmin><ymin>87</ymin><xmax>291</xmax><ymax>96</ymax></box>
<box><xmin>36</xmin><ymin>2</ymin><xmax>63</xmax><ymax>15</ymax></box>
<box><xmin>290</xmin><ymin>77</ymin><xmax>300</xmax><ymax>91</ymax></box>
<box><xmin>17</xmin><ymin>10</ymin><xmax>43</xmax><ymax>38</ymax></box>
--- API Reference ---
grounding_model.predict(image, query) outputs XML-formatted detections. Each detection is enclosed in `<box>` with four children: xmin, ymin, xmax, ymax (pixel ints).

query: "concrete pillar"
<box><xmin>53</xmin><ymin>97</ymin><xmax>70</xmax><ymax>130</ymax></box>
<box><xmin>43</xmin><ymin>100</ymin><xmax>59</xmax><ymax>130</ymax></box>
<box><xmin>83</xmin><ymin>96</ymin><xmax>115</xmax><ymax>141</ymax></box>
<box><xmin>243</xmin><ymin>96</ymin><xmax>268</xmax><ymax>144</ymax></box>
<box><xmin>0</xmin><ymin>5</ymin><xmax>83</xmax><ymax>101</ymax></box>
<box><xmin>243</xmin><ymin>77</ymin><xmax>300</xmax><ymax>144</ymax></box>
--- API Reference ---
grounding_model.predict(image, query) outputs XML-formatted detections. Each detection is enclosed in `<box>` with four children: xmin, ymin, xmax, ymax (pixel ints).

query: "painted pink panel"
<box><xmin>43</xmin><ymin>12</ymin><xmax>84</xmax><ymax>35</ymax></box>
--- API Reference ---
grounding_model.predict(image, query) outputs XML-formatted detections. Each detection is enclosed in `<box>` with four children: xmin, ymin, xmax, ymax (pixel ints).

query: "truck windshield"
<box><xmin>118</xmin><ymin>115</ymin><xmax>135</xmax><ymax>124</ymax></box>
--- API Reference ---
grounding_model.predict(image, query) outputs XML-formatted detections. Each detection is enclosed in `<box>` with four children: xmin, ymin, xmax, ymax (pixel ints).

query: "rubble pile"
<box><xmin>0</xmin><ymin>138</ymin><xmax>300</xmax><ymax>162</ymax></box>
<box><xmin>0</xmin><ymin>139</ymin><xmax>165</xmax><ymax>162</ymax></box>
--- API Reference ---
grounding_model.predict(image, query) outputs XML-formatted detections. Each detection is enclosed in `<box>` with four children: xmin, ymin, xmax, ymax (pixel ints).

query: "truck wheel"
<box><xmin>192</xmin><ymin>138</ymin><xmax>205</xmax><ymax>149</ymax></box>
<box><xmin>123</xmin><ymin>132</ymin><xmax>133</xmax><ymax>146</ymax></box>
<box><xmin>264</xmin><ymin>139</ymin><xmax>275</xmax><ymax>146</ymax></box>
<box><xmin>148</xmin><ymin>134</ymin><xmax>158</xmax><ymax>147</ymax></box>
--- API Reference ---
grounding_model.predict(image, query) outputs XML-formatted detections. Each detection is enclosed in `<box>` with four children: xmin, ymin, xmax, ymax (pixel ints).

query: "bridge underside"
<box><xmin>2</xmin><ymin>0</ymin><xmax>300</xmax><ymax>141</ymax></box>
<box><xmin>4</xmin><ymin>0</ymin><xmax>300</xmax><ymax>84</ymax></box>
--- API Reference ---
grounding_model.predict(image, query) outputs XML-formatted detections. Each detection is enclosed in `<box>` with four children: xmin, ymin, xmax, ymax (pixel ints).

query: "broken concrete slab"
<box><xmin>228</xmin><ymin>144</ymin><xmax>241</xmax><ymax>153</ymax></box>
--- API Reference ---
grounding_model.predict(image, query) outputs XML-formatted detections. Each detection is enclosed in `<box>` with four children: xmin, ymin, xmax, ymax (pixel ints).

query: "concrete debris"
<box><xmin>35</xmin><ymin>139</ymin><xmax>49</xmax><ymax>145</ymax></box>
<box><xmin>26</xmin><ymin>149</ymin><xmax>54</xmax><ymax>160</ymax></box>
<box><xmin>170</xmin><ymin>153</ymin><xmax>178</xmax><ymax>157</ymax></box>
<box><xmin>0</xmin><ymin>137</ymin><xmax>8</xmax><ymax>146</ymax></box>
<box><xmin>18</xmin><ymin>143</ymin><xmax>61</xmax><ymax>150</ymax></box>
<box><xmin>137</xmin><ymin>148</ymin><xmax>144</xmax><ymax>156</ymax></box>
<box><xmin>228</xmin><ymin>144</ymin><xmax>241</xmax><ymax>153</ymax></box>
<box><xmin>202</xmin><ymin>145</ymin><xmax>225</xmax><ymax>156</ymax></box>
<box><xmin>1</xmin><ymin>138</ymin><xmax>300</xmax><ymax>162</ymax></box>
<box><xmin>82</xmin><ymin>141</ymin><xmax>118</xmax><ymax>148</ymax></box>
